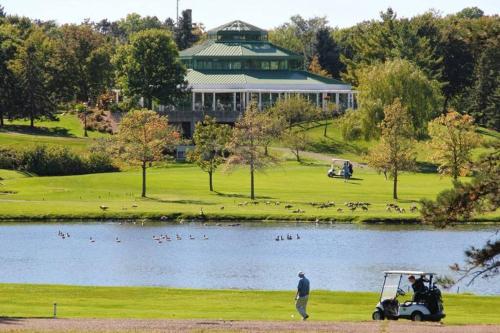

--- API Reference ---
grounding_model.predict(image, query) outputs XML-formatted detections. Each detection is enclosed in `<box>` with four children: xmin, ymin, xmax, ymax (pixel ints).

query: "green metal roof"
<box><xmin>180</xmin><ymin>40</ymin><xmax>301</xmax><ymax>59</ymax></box>
<box><xmin>186</xmin><ymin>69</ymin><xmax>351</xmax><ymax>91</ymax></box>
<box><xmin>207</xmin><ymin>20</ymin><xmax>266</xmax><ymax>36</ymax></box>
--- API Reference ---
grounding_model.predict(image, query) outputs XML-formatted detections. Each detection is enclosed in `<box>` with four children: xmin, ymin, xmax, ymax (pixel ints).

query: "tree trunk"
<box><xmin>141</xmin><ymin>161</ymin><xmax>147</xmax><ymax>198</ymax></box>
<box><xmin>250</xmin><ymin>166</ymin><xmax>255</xmax><ymax>200</ymax></box>
<box><xmin>324</xmin><ymin>119</ymin><xmax>328</xmax><ymax>137</ymax></box>
<box><xmin>442</xmin><ymin>96</ymin><xmax>449</xmax><ymax>114</ymax></box>
<box><xmin>145</xmin><ymin>96</ymin><xmax>153</xmax><ymax>110</ymax></box>
<box><xmin>209</xmin><ymin>171</ymin><xmax>213</xmax><ymax>192</ymax></box>
<box><xmin>393</xmin><ymin>171</ymin><xmax>398</xmax><ymax>200</ymax></box>
<box><xmin>296</xmin><ymin>148</ymin><xmax>300</xmax><ymax>162</ymax></box>
<box><xmin>0</xmin><ymin>111</ymin><xmax>4</xmax><ymax>127</ymax></box>
<box><xmin>30</xmin><ymin>114</ymin><xmax>34</xmax><ymax>128</ymax></box>
<box><xmin>264</xmin><ymin>145</ymin><xmax>268</xmax><ymax>156</ymax></box>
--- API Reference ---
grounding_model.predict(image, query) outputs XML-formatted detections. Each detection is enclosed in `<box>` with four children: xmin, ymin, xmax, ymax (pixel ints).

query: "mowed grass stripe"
<box><xmin>0</xmin><ymin>284</ymin><xmax>499</xmax><ymax>324</ymax></box>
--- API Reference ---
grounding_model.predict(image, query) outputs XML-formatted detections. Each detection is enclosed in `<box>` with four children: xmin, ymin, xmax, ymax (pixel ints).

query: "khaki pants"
<box><xmin>296</xmin><ymin>295</ymin><xmax>309</xmax><ymax>318</ymax></box>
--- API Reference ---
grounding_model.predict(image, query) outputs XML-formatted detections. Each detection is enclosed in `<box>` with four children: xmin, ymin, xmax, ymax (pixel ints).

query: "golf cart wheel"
<box><xmin>372</xmin><ymin>310</ymin><xmax>384</xmax><ymax>320</ymax></box>
<box><xmin>411</xmin><ymin>311</ymin><xmax>423</xmax><ymax>322</ymax></box>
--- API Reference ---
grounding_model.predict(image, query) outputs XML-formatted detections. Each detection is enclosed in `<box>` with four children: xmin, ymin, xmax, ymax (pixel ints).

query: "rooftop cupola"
<box><xmin>207</xmin><ymin>20</ymin><xmax>268</xmax><ymax>42</ymax></box>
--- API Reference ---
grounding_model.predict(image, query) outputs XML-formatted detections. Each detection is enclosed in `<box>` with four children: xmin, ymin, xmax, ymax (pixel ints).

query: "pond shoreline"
<box><xmin>0</xmin><ymin>213</ymin><xmax>498</xmax><ymax>224</ymax></box>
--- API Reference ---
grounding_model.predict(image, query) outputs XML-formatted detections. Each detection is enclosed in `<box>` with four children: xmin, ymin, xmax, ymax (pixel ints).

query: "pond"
<box><xmin>0</xmin><ymin>222</ymin><xmax>498</xmax><ymax>294</ymax></box>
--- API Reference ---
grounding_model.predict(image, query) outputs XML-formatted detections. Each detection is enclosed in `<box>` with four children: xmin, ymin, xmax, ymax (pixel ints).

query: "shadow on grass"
<box><xmin>145</xmin><ymin>197</ymin><xmax>217</xmax><ymax>205</ymax></box>
<box><xmin>214</xmin><ymin>192</ymin><xmax>274</xmax><ymax>200</ymax></box>
<box><xmin>416</xmin><ymin>161</ymin><xmax>439</xmax><ymax>174</ymax></box>
<box><xmin>0</xmin><ymin>316</ymin><xmax>54</xmax><ymax>325</ymax></box>
<box><xmin>308</xmin><ymin>138</ymin><xmax>369</xmax><ymax>157</ymax></box>
<box><xmin>0</xmin><ymin>124</ymin><xmax>75</xmax><ymax>138</ymax></box>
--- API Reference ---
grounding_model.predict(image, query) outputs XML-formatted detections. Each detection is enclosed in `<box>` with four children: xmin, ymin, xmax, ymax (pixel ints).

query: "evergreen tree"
<box><xmin>314</xmin><ymin>28</ymin><xmax>341</xmax><ymax>78</ymax></box>
<box><xmin>466</xmin><ymin>40</ymin><xmax>500</xmax><ymax>130</ymax></box>
<box><xmin>175</xmin><ymin>10</ymin><xmax>194</xmax><ymax>50</ymax></box>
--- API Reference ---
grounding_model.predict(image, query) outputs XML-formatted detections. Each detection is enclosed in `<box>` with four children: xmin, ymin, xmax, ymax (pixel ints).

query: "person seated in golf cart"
<box><xmin>408</xmin><ymin>275</ymin><xmax>429</xmax><ymax>303</ymax></box>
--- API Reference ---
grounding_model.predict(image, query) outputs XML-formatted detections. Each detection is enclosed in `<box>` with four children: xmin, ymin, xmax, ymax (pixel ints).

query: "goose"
<box><xmin>296</xmin><ymin>234</ymin><xmax>301</xmax><ymax>240</ymax></box>
<box><xmin>99</xmin><ymin>205</ymin><xmax>109</xmax><ymax>211</ymax></box>
<box><xmin>203</xmin><ymin>235</ymin><xmax>209</xmax><ymax>240</ymax></box>
<box><xmin>189</xmin><ymin>235</ymin><xmax>195</xmax><ymax>240</ymax></box>
<box><xmin>275</xmin><ymin>236</ymin><xmax>280</xmax><ymax>241</ymax></box>
<box><xmin>90</xmin><ymin>237</ymin><xmax>95</xmax><ymax>243</ymax></box>
<box><xmin>115</xmin><ymin>237</ymin><xmax>121</xmax><ymax>243</ymax></box>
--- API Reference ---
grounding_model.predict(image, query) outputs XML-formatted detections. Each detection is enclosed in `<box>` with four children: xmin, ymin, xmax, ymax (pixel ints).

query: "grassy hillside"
<box><xmin>293</xmin><ymin>120</ymin><xmax>498</xmax><ymax>165</ymax></box>
<box><xmin>0</xmin><ymin>113</ymin><xmax>108</xmax><ymax>151</ymax></box>
<box><xmin>0</xmin><ymin>284</ymin><xmax>499</xmax><ymax>324</ymax></box>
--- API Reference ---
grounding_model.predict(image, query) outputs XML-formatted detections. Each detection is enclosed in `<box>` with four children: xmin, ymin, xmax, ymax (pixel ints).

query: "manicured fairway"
<box><xmin>1</xmin><ymin>161</ymin><xmax>491</xmax><ymax>221</ymax></box>
<box><xmin>0</xmin><ymin>284</ymin><xmax>499</xmax><ymax>325</ymax></box>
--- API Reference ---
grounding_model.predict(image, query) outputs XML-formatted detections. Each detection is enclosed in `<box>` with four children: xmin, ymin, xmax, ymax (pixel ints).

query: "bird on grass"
<box><xmin>99</xmin><ymin>205</ymin><xmax>109</xmax><ymax>211</ymax></box>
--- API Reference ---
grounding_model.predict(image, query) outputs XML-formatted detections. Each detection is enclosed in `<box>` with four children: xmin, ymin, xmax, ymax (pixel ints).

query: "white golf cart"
<box><xmin>327</xmin><ymin>159</ymin><xmax>352</xmax><ymax>178</ymax></box>
<box><xmin>372</xmin><ymin>270</ymin><xmax>445</xmax><ymax>322</ymax></box>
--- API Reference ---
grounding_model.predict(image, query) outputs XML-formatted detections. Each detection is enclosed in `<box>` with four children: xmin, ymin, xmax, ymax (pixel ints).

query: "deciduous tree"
<box><xmin>118</xmin><ymin>109</ymin><xmax>179</xmax><ymax>197</ymax></box>
<box><xmin>283</xmin><ymin>129</ymin><xmax>310</xmax><ymax>162</ymax></box>
<box><xmin>268</xmin><ymin>95</ymin><xmax>321</xmax><ymax>130</ymax></box>
<box><xmin>114</xmin><ymin>29</ymin><xmax>187</xmax><ymax>110</ymax></box>
<box><xmin>367</xmin><ymin>99</ymin><xmax>416</xmax><ymax>199</ymax></box>
<box><xmin>357</xmin><ymin>59</ymin><xmax>442</xmax><ymax>138</ymax></box>
<box><xmin>225</xmin><ymin>103</ymin><xmax>277</xmax><ymax>200</ymax></box>
<box><xmin>428</xmin><ymin>111</ymin><xmax>481</xmax><ymax>180</ymax></box>
<box><xmin>9</xmin><ymin>27</ymin><xmax>56</xmax><ymax>128</ymax></box>
<box><xmin>187</xmin><ymin>116</ymin><xmax>231</xmax><ymax>192</ymax></box>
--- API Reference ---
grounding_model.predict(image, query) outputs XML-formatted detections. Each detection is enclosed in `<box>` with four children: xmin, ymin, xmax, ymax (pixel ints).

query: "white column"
<box><xmin>212</xmin><ymin>92</ymin><xmax>216</xmax><ymax>111</ymax></box>
<box><xmin>316</xmin><ymin>93</ymin><xmax>319</xmax><ymax>106</ymax></box>
<box><xmin>335</xmin><ymin>93</ymin><xmax>340</xmax><ymax>110</ymax></box>
<box><xmin>322</xmin><ymin>93</ymin><xmax>326</xmax><ymax>111</ymax></box>
<box><xmin>258</xmin><ymin>92</ymin><xmax>262</xmax><ymax>110</ymax></box>
<box><xmin>233</xmin><ymin>92</ymin><xmax>237</xmax><ymax>111</ymax></box>
<box><xmin>201</xmin><ymin>93</ymin><xmax>205</xmax><ymax>110</ymax></box>
<box><xmin>192</xmin><ymin>92</ymin><xmax>196</xmax><ymax>111</ymax></box>
<box><xmin>269</xmin><ymin>93</ymin><xmax>272</xmax><ymax>106</ymax></box>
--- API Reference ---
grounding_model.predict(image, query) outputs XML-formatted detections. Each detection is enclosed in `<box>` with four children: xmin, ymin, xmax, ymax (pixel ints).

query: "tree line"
<box><xmin>270</xmin><ymin>7</ymin><xmax>499</xmax><ymax>130</ymax></box>
<box><xmin>0</xmin><ymin>7</ymin><xmax>197</xmax><ymax>128</ymax></box>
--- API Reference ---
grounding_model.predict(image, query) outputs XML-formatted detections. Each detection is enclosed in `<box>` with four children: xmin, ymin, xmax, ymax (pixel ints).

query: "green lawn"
<box><xmin>1</xmin><ymin>161</ymin><xmax>498</xmax><ymax>221</ymax></box>
<box><xmin>0</xmin><ymin>284</ymin><xmax>498</xmax><ymax>325</ymax></box>
<box><xmin>0</xmin><ymin>113</ymin><xmax>108</xmax><ymax>151</ymax></box>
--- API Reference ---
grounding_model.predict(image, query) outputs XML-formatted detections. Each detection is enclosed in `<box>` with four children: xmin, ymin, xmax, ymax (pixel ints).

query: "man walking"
<box><xmin>295</xmin><ymin>271</ymin><xmax>310</xmax><ymax>320</ymax></box>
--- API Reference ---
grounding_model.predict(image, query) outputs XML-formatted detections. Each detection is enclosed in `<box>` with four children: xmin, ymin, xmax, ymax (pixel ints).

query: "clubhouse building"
<box><xmin>156</xmin><ymin>20</ymin><xmax>356</xmax><ymax>136</ymax></box>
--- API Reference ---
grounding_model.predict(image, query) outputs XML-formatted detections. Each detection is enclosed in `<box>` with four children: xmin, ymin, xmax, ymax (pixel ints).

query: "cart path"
<box><xmin>271</xmin><ymin>147</ymin><xmax>367</xmax><ymax>168</ymax></box>
<box><xmin>0</xmin><ymin>318</ymin><xmax>499</xmax><ymax>332</ymax></box>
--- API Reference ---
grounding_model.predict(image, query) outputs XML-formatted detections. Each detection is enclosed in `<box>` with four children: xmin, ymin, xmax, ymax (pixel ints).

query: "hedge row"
<box><xmin>0</xmin><ymin>145</ymin><xmax>118</xmax><ymax>176</ymax></box>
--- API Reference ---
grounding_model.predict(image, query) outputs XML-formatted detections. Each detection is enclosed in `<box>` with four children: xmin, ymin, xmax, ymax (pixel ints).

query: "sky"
<box><xmin>1</xmin><ymin>0</ymin><xmax>498</xmax><ymax>29</ymax></box>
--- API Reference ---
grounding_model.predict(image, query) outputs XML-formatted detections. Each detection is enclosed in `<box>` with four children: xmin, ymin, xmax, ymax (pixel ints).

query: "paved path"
<box><xmin>0</xmin><ymin>318</ymin><xmax>498</xmax><ymax>332</ymax></box>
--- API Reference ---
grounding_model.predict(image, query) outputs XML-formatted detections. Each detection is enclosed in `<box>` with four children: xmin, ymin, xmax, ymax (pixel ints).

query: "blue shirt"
<box><xmin>297</xmin><ymin>277</ymin><xmax>310</xmax><ymax>297</ymax></box>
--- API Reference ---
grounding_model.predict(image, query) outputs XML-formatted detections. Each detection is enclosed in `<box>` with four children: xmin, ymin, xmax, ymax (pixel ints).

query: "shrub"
<box><xmin>0</xmin><ymin>147</ymin><xmax>21</xmax><ymax>169</ymax></box>
<box><xmin>339</xmin><ymin>109</ymin><xmax>363</xmax><ymax>141</ymax></box>
<box><xmin>0</xmin><ymin>145</ymin><xmax>119</xmax><ymax>176</ymax></box>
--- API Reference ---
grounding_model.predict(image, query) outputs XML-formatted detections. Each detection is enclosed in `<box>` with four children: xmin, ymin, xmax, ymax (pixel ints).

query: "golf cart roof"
<box><xmin>384</xmin><ymin>270</ymin><xmax>435</xmax><ymax>275</ymax></box>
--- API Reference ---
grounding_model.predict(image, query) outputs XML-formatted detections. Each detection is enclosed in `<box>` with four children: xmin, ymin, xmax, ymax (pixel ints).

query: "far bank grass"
<box><xmin>2</xmin><ymin>162</ymin><xmax>498</xmax><ymax>222</ymax></box>
<box><xmin>0</xmin><ymin>284</ymin><xmax>499</xmax><ymax>325</ymax></box>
